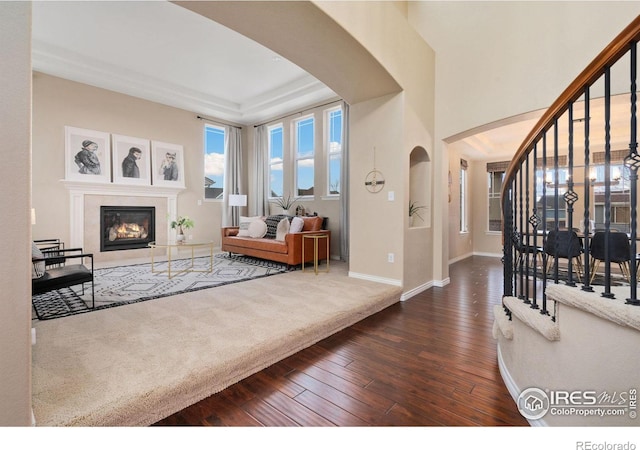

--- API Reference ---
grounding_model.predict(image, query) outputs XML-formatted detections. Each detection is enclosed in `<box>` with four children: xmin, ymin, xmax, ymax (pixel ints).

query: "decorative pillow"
<box><xmin>264</xmin><ymin>214</ymin><xmax>289</xmax><ymax>239</ymax></box>
<box><xmin>32</xmin><ymin>242</ymin><xmax>46</xmax><ymax>279</ymax></box>
<box><xmin>275</xmin><ymin>217</ymin><xmax>290</xmax><ymax>241</ymax></box>
<box><xmin>238</xmin><ymin>216</ymin><xmax>262</xmax><ymax>237</ymax></box>
<box><xmin>290</xmin><ymin>216</ymin><xmax>304</xmax><ymax>233</ymax></box>
<box><xmin>248</xmin><ymin>219</ymin><xmax>268</xmax><ymax>238</ymax></box>
<box><xmin>302</xmin><ymin>216</ymin><xmax>323</xmax><ymax>232</ymax></box>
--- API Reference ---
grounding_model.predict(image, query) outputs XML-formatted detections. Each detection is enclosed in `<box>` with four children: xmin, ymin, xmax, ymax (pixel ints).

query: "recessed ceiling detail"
<box><xmin>31</xmin><ymin>1</ymin><xmax>338</xmax><ymax>125</ymax></box>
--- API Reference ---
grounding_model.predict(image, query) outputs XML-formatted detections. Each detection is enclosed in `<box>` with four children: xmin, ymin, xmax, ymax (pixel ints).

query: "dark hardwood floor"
<box><xmin>155</xmin><ymin>255</ymin><xmax>528</xmax><ymax>426</ymax></box>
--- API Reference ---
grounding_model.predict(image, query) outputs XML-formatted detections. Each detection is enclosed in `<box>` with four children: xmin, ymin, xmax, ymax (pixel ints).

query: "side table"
<box><xmin>302</xmin><ymin>234</ymin><xmax>329</xmax><ymax>275</ymax></box>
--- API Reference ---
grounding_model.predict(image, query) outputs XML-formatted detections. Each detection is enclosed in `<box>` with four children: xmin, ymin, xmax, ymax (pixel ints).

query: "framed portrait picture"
<box><xmin>112</xmin><ymin>134</ymin><xmax>151</xmax><ymax>185</ymax></box>
<box><xmin>151</xmin><ymin>141</ymin><xmax>185</xmax><ymax>188</ymax></box>
<box><xmin>65</xmin><ymin>126</ymin><xmax>112</xmax><ymax>183</ymax></box>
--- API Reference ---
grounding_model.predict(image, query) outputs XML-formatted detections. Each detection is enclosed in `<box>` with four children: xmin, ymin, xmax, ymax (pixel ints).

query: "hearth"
<box><xmin>100</xmin><ymin>206</ymin><xmax>155</xmax><ymax>252</ymax></box>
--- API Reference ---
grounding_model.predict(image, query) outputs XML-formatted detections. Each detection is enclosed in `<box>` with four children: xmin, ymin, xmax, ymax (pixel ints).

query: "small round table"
<box><xmin>302</xmin><ymin>234</ymin><xmax>329</xmax><ymax>275</ymax></box>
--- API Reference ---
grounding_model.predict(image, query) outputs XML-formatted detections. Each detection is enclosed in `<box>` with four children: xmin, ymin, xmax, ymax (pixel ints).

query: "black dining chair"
<box><xmin>589</xmin><ymin>231</ymin><xmax>634</xmax><ymax>283</ymax></box>
<box><xmin>513</xmin><ymin>231</ymin><xmax>544</xmax><ymax>272</ymax></box>
<box><xmin>544</xmin><ymin>229</ymin><xmax>584</xmax><ymax>278</ymax></box>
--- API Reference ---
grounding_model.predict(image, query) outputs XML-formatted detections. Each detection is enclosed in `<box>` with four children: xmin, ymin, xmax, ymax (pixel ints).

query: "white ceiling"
<box><xmin>31</xmin><ymin>1</ymin><xmax>337</xmax><ymax>126</ymax></box>
<box><xmin>31</xmin><ymin>1</ymin><xmax>629</xmax><ymax>163</ymax></box>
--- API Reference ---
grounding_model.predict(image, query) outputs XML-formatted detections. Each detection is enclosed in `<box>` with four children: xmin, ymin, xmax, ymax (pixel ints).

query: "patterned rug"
<box><xmin>32</xmin><ymin>254</ymin><xmax>289</xmax><ymax>320</ymax></box>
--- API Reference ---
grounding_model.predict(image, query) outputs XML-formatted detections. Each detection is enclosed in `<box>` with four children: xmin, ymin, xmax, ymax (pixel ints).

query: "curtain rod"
<box><xmin>196</xmin><ymin>115</ymin><xmax>242</xmax><ymax>129</ymax></box>
<box><xmin>253</xmin><ymin>99</ymin><xmax>343</xmax><ymax>128</ymax></box>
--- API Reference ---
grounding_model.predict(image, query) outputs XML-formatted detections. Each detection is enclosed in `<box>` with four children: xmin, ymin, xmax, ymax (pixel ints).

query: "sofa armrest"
<box><xmin>222</xmin><ymin>227</ymin><xmax>240</xmax><ymax>238</ymax></box>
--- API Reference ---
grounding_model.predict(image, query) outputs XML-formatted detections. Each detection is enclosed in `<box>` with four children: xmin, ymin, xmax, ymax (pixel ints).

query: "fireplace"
<box><xmin>100</xmin><ymin>206</ymin><xmax>155</xmax><ymax>252</ymax></box>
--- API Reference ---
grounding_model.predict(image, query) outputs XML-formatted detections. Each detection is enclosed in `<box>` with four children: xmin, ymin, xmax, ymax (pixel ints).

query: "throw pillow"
<box><xmin>238</xmin><ymin>216</ymin><xmax>261</xmax><ymax>237</ymax></box>
<box><xmin>32</xmin><ymin>242</ymin><xmax>46</xmax><ymax>279</ymax></box>
<box><xmin>264</xmin><ymin>214</ymin><xmax>289</xmax><ymax>239</ymax></box>
<box><xmin>275</xmin><ymin>217</ymin><xmax>290</xmax><ymax>241</ymax></box>
<box><xmin>248</xmin><ymin>219</ymin><xmax>268</xmax><ymax>238</ymax></box>
<box><xmin>290</xmin><ymin>216</ymin><xmax>304</xmax><ymax>233</ymax></box>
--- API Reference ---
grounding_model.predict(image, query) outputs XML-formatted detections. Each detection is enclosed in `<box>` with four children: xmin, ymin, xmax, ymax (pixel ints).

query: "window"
<box><xmin>488</xmin><ymin>170</ymin><xmax>505</xmax><ymax>232</ymax></box>
<box><xmin>460</xmin><ymin>160</ymin><xmax>468</xmax><ymax>233</ymax></box>
<box><xmin>294</xmin><ymin>116</ymin><xmax>314</xmax><ymax>196</ymax></box>
<box><xmin>204</xmin><ymin>125</ymin><xmax>225</xmax><ymax>199</ymax></box>
<box><xmin>535</xmin><ymin>168</ymin><xmax>568</xmax><ymax>229</ymax></box>
<box><xmin>326</xmin><ymin>107</ymin><xmax>342</xmax><ymax>196</ymax></box>
<box><xmin>268</xmin><ymin>124</ymin><xmax>284</xmax><ymax>197</ymax></box>
<box><xmin>592</xmin><ymin>164</ymin><xmax>631</xmax><ymax>232</ymax></box>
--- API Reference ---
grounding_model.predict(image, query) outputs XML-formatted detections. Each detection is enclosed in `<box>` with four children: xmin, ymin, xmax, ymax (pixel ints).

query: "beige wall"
<box><xmin>317</xmin><ymin>1</ymin><xmax>436</xmax><ymax>288</ymax></box>
<box><xmin>410</xmin><ymin>1</ymin><xmax>640</xmax><ymax>260</ymax></box>
<box><xmin>0</xmin><ymin>2</ymin><xmax>33</xmax><ymax>426</ymax></box>
<box><xmin>32</xmin><ymin>73</ymin><xmax>234</xmax><ymax>255</ymax></box>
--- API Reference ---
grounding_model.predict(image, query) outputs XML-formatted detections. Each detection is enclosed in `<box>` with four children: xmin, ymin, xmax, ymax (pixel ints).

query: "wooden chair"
<box><xmin>32</xmin><ymin>245</ymin><xmax>94</xmax><ymax>319</ymax></box>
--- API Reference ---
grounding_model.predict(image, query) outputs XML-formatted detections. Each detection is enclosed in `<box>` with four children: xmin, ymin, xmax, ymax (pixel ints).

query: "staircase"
<box><xmin>496</xmin><ymin>16</ymin><xmax>640</xmax><ymax>426</ymax></box>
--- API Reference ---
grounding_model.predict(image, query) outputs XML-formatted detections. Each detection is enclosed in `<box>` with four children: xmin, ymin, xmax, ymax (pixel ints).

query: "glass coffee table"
<box><xmin>148</xmin><ymin>241</ymin><xmax>214</xmax><ymax>279</ymax></box>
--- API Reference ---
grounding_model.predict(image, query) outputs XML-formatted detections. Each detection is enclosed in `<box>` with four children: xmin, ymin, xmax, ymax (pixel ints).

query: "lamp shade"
<box><xmin>228</xmin><ymin>194</ymin><xmax>247</xmax><ymax>207</ymax></box>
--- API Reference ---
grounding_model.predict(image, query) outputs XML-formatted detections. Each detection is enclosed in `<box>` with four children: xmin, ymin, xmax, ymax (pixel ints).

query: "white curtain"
<box><xmin>251</xmin><ymin>125</ymin><xmax>270</xmax><ymax>216</ymax></box>
<box><xmin>340</xmin><ymin>101</ymin><xmax>350</xmax><ymax>262</ymax></box>
<box><xmin>223</xmin><ymin>126</ymin><xmax>243</xmax><ymax>226</ymax></box>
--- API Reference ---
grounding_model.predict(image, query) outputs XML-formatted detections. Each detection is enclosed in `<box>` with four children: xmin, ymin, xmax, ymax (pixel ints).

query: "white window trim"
<box><xmin>203</xmin><ymin>124</ymin><xmax>225</xmax><ymax>202</ymax></box>
<box><xmin>460</xmin><ymin>165</ymin><xmax>468</xmax><ymax>233</ymax></box>
<box><xmin>325</xmin><ymin>106</ymin><xmax>342</xmax><ymax>198</ymax></box>
<box><xmin>268</xmin><ymin>123</ymin><xmax>284</xmax><ymax>199</ymax></box>
<box><xmin>293</xmin><ymin>114</ymin><xmax>315</xmax><ymax>198</ymax></box>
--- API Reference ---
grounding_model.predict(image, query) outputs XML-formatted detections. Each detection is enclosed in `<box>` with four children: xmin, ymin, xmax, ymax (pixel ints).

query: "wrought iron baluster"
<box><xmin>565</xmin><ymin>103</ymin><xmax>579</xmax><ymax>290</ymax></box>
<box><xmin>625</xmin><ymin>42</ymin><xmax>639</xmax><ymax>305</ymax></box>
<box><xmin>525</xmin><ymin>153</ymin><xmax>532</xmax><ymax>303</ymax></box>
<box><xmin>582</xmin><ymin>86</ymin><xmax>594</xmax><ymax>292</ymax></box>
<box><xmin>602</xmin><ymin>67</ymin><xmax>614</xmax><ymax>298</ymax></box>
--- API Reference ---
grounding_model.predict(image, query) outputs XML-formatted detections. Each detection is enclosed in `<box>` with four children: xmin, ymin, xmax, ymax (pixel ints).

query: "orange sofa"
<box><xmin>221</xmin><ymin>216</ymin><xmax>330</xmax><ymax>268</ymax></box>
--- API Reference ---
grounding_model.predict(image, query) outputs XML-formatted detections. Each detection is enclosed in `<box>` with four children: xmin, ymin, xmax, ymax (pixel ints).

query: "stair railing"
<box><xmin>502</xmin><ymin>16</ymin><xmax>640</xmax><ymax>316</ymax></box>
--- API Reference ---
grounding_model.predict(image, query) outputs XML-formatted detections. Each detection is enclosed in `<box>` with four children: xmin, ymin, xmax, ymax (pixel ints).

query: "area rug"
<box><xmin>31</xmin><ymin>262</ymin><xmax>403</xmax><ymax>426</ymax></box>
<box><xmin>31</xmin><ymin>254</ymin><xmax>288</xmax><ymax>320</ymax></box>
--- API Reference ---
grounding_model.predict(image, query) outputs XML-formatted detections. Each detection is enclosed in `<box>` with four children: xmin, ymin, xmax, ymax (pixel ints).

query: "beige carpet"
<box><xmin>31</xmin><ymin>261</ymin><xmax>402</xmax><ymax>426</ymax></box>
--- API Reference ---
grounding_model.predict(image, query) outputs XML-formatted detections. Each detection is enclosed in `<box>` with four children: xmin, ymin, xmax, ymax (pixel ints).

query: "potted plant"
<box><xmin>275</xmin><ymin>194</ymin><xmax>296</xmax><ymax>215</ymax></box>
<box><xmin>170</xmin><ymin>215</ymin><xmax>194</xmax><ymax>243</ymax></box>
<box><xmin>409</xmin><ymin>201</ymin><xmax>426</xmax><ymax>227</ymax></box>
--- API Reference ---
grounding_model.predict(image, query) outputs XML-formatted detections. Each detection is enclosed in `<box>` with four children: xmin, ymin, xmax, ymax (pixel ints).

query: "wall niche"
<box><xmin>409</xmin><ymin>146</ymin><xmax>430</xmax><ymax>228</ymax></box>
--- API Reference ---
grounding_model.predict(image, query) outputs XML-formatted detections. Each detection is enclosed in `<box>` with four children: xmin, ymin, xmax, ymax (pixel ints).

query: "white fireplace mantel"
<box><xmin>62</xmin><ymin>180</ymin><xmax>184</xmax><ymax>249</ymax></box>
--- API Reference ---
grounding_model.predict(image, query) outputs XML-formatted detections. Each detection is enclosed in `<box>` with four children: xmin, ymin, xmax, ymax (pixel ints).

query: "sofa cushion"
<box><xmin>224</xmin><ymin>236</ymin><xmax>288</xmax><ymax>254</ymax></box>
<box><xmin>238</xmin><ymin>216</ymin><xmax>262</xmax><ymax>237</ymax></box>
<box><xmin>302</xmin><ymin>216</ymin><xmax>323</xmax><ymax>232</ymax></box>
<box><xmin>264</xmin><ymin>214</ymin><xmax>289</xmax><ymax>239</ymax></box>
<box><xmin>248</xmin><ymin>219</ymin><xmax>268</xmax><ymax>238</ymax></box>
<box><xmin>290</xmin><ymin>216</ymin><xmax>304</xmax><ymax>233</ymax></box>
<box><xmin>275</xmin><ymin>217</ymin><xmax>290</xmax><ymax>241</ymax></box>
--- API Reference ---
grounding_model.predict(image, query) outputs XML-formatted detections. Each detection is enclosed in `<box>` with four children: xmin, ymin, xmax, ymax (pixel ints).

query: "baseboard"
<box><xmin>449</xmin><ymin>251</ymin><xmax>502</xmax><ymax>265</ymax></box>
<box><xmin>472</xmin><ymin>251</ymin><xmax>503</xmax><ymax>258</ymax></box>
<box><xmin>400</xmin><ymin>281</ymin><xmax>434</xmax><ymax>301</ymax></box>
<box><xmin>448</xmin><ymin>252</ymin><xmax>473</xmax><ymax>264</ymax></box>
<box><xmin>497</xmin><ymin>342</ymin><xmax>546</xmax><ymax>427</ymax></box>
<box><xmin>433</xmin><ymin>277</ymin><xmax>450</xmax><ymax>287</ymax></box>
<box><xmin>348</xmin><ymin>271</ymin><xmax>402</xmax><ymax>287</ymax></box>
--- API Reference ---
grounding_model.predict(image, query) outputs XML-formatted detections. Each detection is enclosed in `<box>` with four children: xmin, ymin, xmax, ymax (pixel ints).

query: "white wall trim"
<box><xmin>473</xmin><ymin>251</ymin><xmax>503</xmax><ymax>258</ymax></box>
<box><xmin>497</xmin><ymin>342</ymin><xmax>546</xmax><ymax>427</ymax></box>
<box><xmin>61</xmin><ymin>180</ymin><xmax>184</xmax><ymax>249</ymax></box>
<box><xmin>400</xmin><ymin>281</ymin><xmax>434</xmax><ymax>301</ymax></box>
<box><xmin>348</xmin><ymin>271</ymin><xmax>402</xmax><ymax>287</ymax></box>
<box><xmin>448</xmin><ymin>251</ymin><xmax>473</xmax><ymax>264</ymax></box>
<box><xmin>433</xmin><ymin>277</ymin><xmax>450</xmax><ymax>287</ymax></box>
